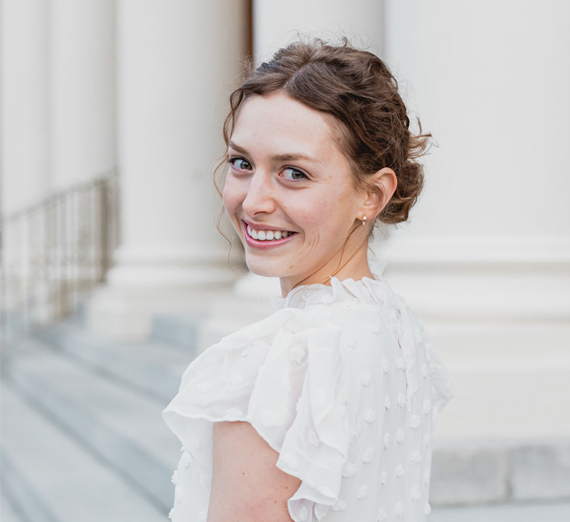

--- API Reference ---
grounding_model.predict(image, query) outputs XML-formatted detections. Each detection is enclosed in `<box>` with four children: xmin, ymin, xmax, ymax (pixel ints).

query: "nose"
<box><xmin>242</xmin><ymin>170</ymin><xmax>276</xmax><ymax>217</ymax></box>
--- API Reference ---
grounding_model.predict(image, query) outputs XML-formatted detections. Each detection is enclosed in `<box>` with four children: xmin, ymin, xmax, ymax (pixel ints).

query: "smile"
<box><xmin>242</xmin><ymin>220</ymin><xmax>298</xmax><ymax>248</ymax></box>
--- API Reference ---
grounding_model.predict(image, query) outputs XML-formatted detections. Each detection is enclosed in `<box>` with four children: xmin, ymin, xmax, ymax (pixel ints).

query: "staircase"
<box><xmin>0</xmin><ymin>306</ymin><xmax>201</xmax><ymax>522</ymax></box>
<box><xmin>2</xmin><ymin>305</ymin><xmax>570</xmax><ymax>521</ymax></box>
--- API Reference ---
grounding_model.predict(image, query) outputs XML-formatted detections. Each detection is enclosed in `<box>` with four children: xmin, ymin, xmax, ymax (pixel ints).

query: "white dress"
<box><xmin>162</xmin><ymin>275</ymin><xmax>453</xmax><ymax>522</ymax></box>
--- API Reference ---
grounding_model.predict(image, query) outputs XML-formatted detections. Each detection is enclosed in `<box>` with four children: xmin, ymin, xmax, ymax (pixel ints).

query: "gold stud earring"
<box><xmin>362</xmin><ymin>215</ymin><xmax>367</xmax><ymax>226</ymax></box>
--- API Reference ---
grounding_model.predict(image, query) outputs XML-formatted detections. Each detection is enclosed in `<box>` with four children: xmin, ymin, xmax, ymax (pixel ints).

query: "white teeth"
<box><xmin>246</xmin><ymin>225</ymin><xmax>293</xmax><ymax>241</ymax></box>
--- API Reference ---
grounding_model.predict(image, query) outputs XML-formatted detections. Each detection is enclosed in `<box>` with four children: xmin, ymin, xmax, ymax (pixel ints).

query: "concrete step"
<box><xmin>431</xmin><ymin>501</ymin><xmax>570</xmax><ymax>522</ymax></box>
<box><xmin>2</xmin><ymin>338</ymin><xmax>181</xmax><ymax>511</ymax></box>
<box><xmin>0</xmin><ymin>382</ymin><xmax>168</xmax><ymax>522</ymax></box>
<box><xmin>0</xmin><ymin>484</ymin><xmax>25</xmax><ymax>522</ymax></box>
<box><xmin>0</xmin><ymin>309</ymin><xmax>32</xmax><ymax>339</ymax></box>
<box><xmin>5</xmin><ymin>318</ymin><xmax>570</xmax><ymax>510</ymax></box>
<box><xmin>37</xmin><ymin>320</ymin><xmax>192</xmax><ymax>403</ymax></box>
<box><xmin>151</xmin><ymin>312</ymin><xmax>207</xmax><ymax>353</ymax></box>
<box><xmin>431</xmin><ymin>438</ymin><xmax>570</xmax><ymax>506</ymax></box>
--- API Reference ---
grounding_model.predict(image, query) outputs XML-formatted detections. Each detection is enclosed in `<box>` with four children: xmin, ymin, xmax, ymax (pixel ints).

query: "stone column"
<box><xmin>254</xmin><ymin>0</ymin><xmax>385</xmax><ymax>63</ymax></box>
<box><xmin>0</xmin><ymin>0</ymin><xmax>51</xmax><ymax>327</ymax></box>
<box><xmin>48</xmin><ymin>0</ymin><xmax>116</xmax><ymax>189</ymax></box>
<box><xmin>0</xmin><ymin>0</ymin><xmax>50</xmax><ymax>214</ymax></box>
<box><xmin>198</xmin><ymin>0</ymin><xmax>386</xmax><ymax>351</ymax></box>
<box><xmin>87</xmin><ymin>0</ymin><xmax>248</xmax><ymax>341</ymax></box>
<box><xmin>382</xmin><ymin>0</ymin><xmax>570</xmax><ymax>439</ymax></box>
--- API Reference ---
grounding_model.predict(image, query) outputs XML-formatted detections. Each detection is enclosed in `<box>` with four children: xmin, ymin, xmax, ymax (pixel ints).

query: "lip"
<box><xmin>242</xmin><ymin>218</ymin><xmax>295</xmax><ymax>233</ymax></box>
<box><xmin>242</xmin><ymin>220</ymin><xmax>297</xmax><ymax>249</ymax></box>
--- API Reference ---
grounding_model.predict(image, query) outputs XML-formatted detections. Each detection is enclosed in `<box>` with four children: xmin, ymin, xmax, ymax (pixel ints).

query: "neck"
<box><xmin>279</xmin><ymin>240</ymin><xmax>374</xmax><ymax>297</ymax></box>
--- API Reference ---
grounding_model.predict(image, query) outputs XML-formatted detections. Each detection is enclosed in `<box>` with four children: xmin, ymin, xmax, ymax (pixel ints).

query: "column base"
<box><xmin>378</xmin><ymin>234</ymin><xmax>570</xmax><ymax>439</ymax></box>
<box><xmin>86</xmin><ymin>260</ymin><xmax>243</xmax><ymax>342</ymax></box>
<box><xmin>197</xmin><ymin>272</ymin><xmax>281</xmax><ymax>352</ymax></box>
<box><xmin>86</xmin><ymin>283</ymin><xmax>233</xmax><ymax>343</ymax></box>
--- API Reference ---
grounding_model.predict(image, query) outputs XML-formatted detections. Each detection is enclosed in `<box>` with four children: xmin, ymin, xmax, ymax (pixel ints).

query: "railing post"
<box><xmin>98</xmin><ymin>178</ymin><xmax>110</xmax><ymax>283</ymax></box>
<box><xmin>0</xmin><ymin>226</ymin><xmax>6</xmax><ymax>348</ymax></box>
<box><xmin>0</xmin><ymin>171</ymin><xmax>118</xmax><ymax>341</ymax></box>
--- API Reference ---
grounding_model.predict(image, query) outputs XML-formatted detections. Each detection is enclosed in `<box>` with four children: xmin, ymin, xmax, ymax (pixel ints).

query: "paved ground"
<box><xmin>432</xmin><ymin>502</ymin><xmax>570</xmax><ymax>522</ymax></box>
<box><xmin>1</xmin><ymin>488</ymin><xmax>23</xmax><ymax>522</ymax></box>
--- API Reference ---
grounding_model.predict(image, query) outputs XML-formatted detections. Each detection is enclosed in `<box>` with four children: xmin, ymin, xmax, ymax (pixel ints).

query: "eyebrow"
<box><xmin>228</xmin><ymin>140</ymin><xmax>319</xmax><ymax>163</ymax></box>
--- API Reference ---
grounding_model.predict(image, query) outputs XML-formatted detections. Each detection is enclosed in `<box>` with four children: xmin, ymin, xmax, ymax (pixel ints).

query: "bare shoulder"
<box><xmin>207</xmin><ymin>421</ymin><xmax>301</xmax><ymax>522</ymax></box>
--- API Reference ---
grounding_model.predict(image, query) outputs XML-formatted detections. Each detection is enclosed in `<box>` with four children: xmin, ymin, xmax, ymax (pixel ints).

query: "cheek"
<box><xmin>293</xmin><ymin>192</ymin><xmax>354</xmax><ymax>236</ymax></box>
<box><xmin>222</xmin><ymin>176</ymin><xmax>244</xmax><ymax>217</ymax></box>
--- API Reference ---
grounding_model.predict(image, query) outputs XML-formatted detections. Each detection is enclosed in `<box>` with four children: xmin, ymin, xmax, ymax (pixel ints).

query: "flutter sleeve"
<box><xmin>162</xmin><ymin>306</ymin><xmax>351</xmax><ymax>522</ymax></box>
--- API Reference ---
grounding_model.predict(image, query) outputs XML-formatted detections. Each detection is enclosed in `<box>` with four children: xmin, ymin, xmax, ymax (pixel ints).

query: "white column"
<box><xmin>87</xmin><ymin>0</ymin><xmax>248</xmax><ymax>341</ymax></box>
<box><xmin>0</xmin><ymin>0</ymin><xmax>50</xmax><ymax>215</ymax></box>
<box><xmin>49</xmin><ymin>0</ymin><xmax>116</xmax><ymax>189</ymax></box>
<box><xmin>382</xmin><ymin>0</ymin><xmax>570</xmax><ymax>439</ymax></box>
<box><xmin>254</xmin><ymin>0</ymin><xmax>385</xmax><ymax>64</ymax></box>
<box><xmin>198</xmin><ymin>0</ymin><xmax>387</xmax><ymax>351</ymax></box>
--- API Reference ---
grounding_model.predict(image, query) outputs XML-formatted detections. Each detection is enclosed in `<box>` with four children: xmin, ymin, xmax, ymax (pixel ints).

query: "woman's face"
<box><xmin>223</xmin><ymin>92</ymin><xmax>367</xmax><ymax>291</ymax></box>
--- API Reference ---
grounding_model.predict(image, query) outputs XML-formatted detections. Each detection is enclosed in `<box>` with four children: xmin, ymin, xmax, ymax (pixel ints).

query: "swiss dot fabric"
<box><xmin>162</xmin><ymin>275</ymin><xmax>453</xmax><ymax>522</ymax></box>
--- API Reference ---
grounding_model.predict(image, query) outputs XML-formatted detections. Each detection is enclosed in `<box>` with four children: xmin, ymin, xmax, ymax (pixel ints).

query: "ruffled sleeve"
<box><xmin>162</xmin><ymin>306</ymin><xmax>351</xmax><ymax>522</ymax></box>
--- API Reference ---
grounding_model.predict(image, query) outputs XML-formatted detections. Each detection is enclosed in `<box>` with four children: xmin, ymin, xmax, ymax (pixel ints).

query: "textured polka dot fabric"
<box><xmin>162</xmin><ymin>276</ymin><xmax>453</xmax><ymax>522</ymax></box>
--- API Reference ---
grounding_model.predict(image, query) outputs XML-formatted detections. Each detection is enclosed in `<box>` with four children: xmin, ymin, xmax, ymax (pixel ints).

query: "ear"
<box><xmin>358</xmin><ymin>167</ymin><xmax>397</xmax><ymax>221</ymax></box>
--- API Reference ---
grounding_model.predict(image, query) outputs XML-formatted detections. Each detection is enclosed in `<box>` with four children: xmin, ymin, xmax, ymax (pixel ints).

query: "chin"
<box><xmin>245</xmin><ymin>258</ymin><xmax>286</xmax><ymax>279</ymax></box>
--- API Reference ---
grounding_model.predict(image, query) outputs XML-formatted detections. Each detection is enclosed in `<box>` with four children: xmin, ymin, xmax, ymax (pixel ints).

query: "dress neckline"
<box><xmin>270</xmin><ymin>271</ymin><xmax>393</xmax><ymax>312</ymax></box>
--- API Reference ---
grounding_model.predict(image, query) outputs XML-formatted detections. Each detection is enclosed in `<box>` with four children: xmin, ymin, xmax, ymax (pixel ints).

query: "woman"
<box><xmin>163</xmin><ymin>38</ymin><xmax>453</xmax><ymax>522</ymax></box>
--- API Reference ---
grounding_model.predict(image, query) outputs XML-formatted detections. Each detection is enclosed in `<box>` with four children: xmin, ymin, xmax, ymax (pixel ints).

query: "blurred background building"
<box><xmin>1</xmin><ymin>1</ymin><xmax>569</xmax><ymax>521</ymax></box>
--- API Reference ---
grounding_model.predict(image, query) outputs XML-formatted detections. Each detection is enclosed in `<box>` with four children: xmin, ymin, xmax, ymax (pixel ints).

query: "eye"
<box><xmin>228</xmin><ymin>157</ymin><xmax>253</xmax><ymax>171</ymax></box>
<box><xmin>282</xmin><ymin>167</ymin><xmax>308</xmax><ymax>181</ymax></box>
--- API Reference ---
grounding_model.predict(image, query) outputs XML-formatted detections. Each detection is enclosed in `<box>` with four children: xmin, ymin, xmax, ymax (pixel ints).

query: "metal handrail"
<box><xmin>0</xmin><ymin>170</ymin><xmax>121</xmax><ymax>347</ymax></box>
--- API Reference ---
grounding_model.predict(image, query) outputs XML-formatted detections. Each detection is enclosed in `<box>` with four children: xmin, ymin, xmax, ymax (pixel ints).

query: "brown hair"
<box><xmin>216</xmin><ymin>36</ymin><xmax>430</xmax><ymax>235</ymax></box>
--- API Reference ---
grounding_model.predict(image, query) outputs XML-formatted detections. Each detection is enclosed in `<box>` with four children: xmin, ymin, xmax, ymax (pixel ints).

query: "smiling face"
<box><xmin>222</xmin><ymin>92</ymin><xmax>372</xmax><ymax>295</ymax></box>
